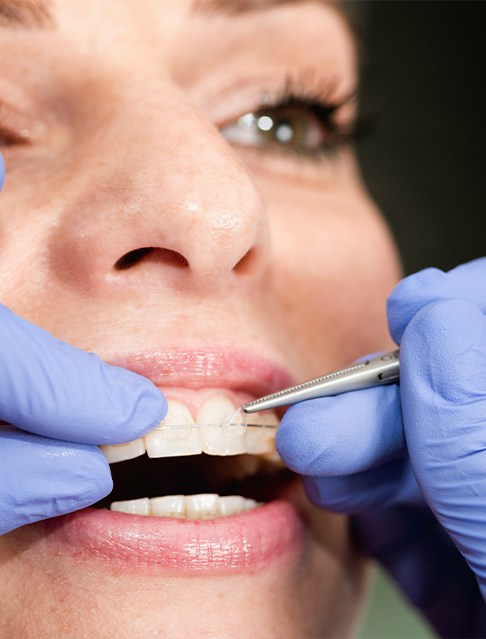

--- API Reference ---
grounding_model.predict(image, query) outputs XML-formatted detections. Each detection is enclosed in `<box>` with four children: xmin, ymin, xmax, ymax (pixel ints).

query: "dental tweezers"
<box><xmin>241</xmin><ymin>349</ymin><xmax>400</xmax><ymax>414</ymax></box>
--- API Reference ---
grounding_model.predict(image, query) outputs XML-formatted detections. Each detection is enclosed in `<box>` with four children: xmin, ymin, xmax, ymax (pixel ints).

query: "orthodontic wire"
<box><xmin>153</xmin><ymin>422</ymin><xmax>278</xmax><ymax>431</ymax></box>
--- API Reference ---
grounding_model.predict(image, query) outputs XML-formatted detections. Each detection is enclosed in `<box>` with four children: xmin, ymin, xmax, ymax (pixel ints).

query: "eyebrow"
<box><xmin>0</xmin><ymin>0</ymin><xmax>343</xmax><ymax>30</ymax></box>
<box><xmin>192</xmin><ymin>0</ymin><xmax>330</xmax><ymax>16</ymax></box>
<box><xmin>0</xmin><ymin>0</ymin><xmax>53</xmax><ymax>29</ymax></box>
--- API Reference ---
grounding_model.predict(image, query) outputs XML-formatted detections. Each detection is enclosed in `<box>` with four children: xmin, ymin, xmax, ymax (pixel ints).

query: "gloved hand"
<box><xmin>277</xmin><ymin>258</ymin><xmax>486</xmax><ymax>638</ymax></box>
<box><xmin>0</xmin><ymin>153</ymin><xmax>167</xmax><ymax>535</ymax></box>
<box><xmin>0</xmin><ymin>305</ymin><xmax>167</xmax><ymax>535</ymax></box>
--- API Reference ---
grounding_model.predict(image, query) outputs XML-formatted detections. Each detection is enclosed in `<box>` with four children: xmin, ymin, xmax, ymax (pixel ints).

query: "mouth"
<box><xmin>34</xmin><ymin>350</ymin><xmax>307</xmax><ymax>574</ymax></box>
<box><xmin>96</xmin><ymin>392</ymin><xmax>290</xmax><ymax>518</ymax></box>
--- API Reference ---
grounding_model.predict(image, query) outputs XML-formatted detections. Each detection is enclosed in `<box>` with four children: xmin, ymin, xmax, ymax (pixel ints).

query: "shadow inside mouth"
<box><xmin>93</xmin><ymin>454</ymin><xmax>294</xmax><ymax>508</ymax></box>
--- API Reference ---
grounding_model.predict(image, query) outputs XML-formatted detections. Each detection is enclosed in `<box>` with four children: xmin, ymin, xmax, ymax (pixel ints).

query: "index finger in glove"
<box><xmin>388</xmin><ymin>258</ymin><xmax>486</xmax><ymax>343</ymax></box>
<box><xmin>276</xmin><ymin>383</ymin><xmax>404</xmax><ymax>477</ymax></box>
<box><xmin>0</xmin><ymin>305</ymin><xmax>166</xmax><ymax>445</ymax></box>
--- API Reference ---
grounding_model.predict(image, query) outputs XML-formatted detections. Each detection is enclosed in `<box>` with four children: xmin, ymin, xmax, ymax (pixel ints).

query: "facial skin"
<box><xmin>0</xmin><ymin>0</ymin><xmax>401</xmax><ymax>637</ymax></box>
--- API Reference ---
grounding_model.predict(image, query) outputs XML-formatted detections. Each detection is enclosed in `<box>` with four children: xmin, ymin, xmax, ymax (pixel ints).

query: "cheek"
<box><xmin>269</xmin><ymin>191</ymin><xmax>401</xmax><ymax>376</ymax></box>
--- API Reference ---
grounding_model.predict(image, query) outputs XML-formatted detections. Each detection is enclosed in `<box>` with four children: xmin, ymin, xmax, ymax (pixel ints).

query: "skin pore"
<box><xmin>0</xmin><ymin>0</ymin><xmax>401</xmax><ymax>637</ymax></box>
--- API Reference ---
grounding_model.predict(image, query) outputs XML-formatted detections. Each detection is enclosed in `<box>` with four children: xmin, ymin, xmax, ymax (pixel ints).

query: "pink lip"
<box><xmin>28</xmin><ymin>347</ymin><xmax>303</xmax><ymax>575</ymax></box>
<box><xmin>107</xmin><ymin>347</ymin><xmax>296</xmax><ymax>397</ymax></box>
<box><xmin>38</xmin><ymin>499</ymin><xmax>306</xmax><ymax>575</ymax></box>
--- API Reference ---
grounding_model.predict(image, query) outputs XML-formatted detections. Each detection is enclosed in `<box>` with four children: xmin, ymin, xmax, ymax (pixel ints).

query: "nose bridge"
<box><xmin>52</xmin><ymin>86</ymin><xmax>269</xmax><ymax>292</ymax></box>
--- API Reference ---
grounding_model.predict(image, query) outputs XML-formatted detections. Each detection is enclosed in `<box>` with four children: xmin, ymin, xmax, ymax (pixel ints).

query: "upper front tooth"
<box><xmin>197</xmin><ymin>396</ymin><xmax>246</xmax><ymax>456</ymax></box>
<box><xmin>145</xmin><ymin>400</ymin><xmax>202</xmax><ymax>458</ymax></box>
<box><xmin>245</xmin><ymin>425</ymin><xmax>276</xmax><ymax>455</ymax></box>
<box><xmin>102</xmin><ymin>398</ymin><xmax>280</xmax><ymax>462</ymax></box>
<box><xmin>100</xmin><ymin>438</ymin><xmax>146</xmax><ymax>464</ymax></box>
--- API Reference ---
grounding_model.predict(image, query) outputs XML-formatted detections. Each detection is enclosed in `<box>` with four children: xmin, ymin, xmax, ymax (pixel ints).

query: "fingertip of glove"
<box><xmin>404</xmin><ymin>298</ymin><xmax>485</xmax><ymax>357</ymax></box>
<box><xmin>47</xmin><ymin>446</ymin><xmax>113</xmax><ymax>516</ymax></box>
<box><xmin>387</xmin><ymin>267</ymin><xmax>446</xmax><ymax>343</ymax></box>
<box><xmin>277</xmin><ymin>388</ymin><xmax>404</xmax><ymax>477</ymax></box>
<box><xmin>276</xmin><ymin>404</ymin><xmax>325</xmax><ymax>475</ymax></box>
<box><xmin>94</xmin><ymin>364</ymin><xmax>168</xmax><ymax>444</ymax></box>
<box><xmin>402</xmin><ymin>298</ymin><xmax>486</xmax><ymax>404</ymax></box>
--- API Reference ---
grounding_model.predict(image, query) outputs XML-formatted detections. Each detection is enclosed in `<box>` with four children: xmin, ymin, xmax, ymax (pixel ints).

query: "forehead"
<box><xmin>0</xmin><ymin>0</ymin><xmax>356</xmax><ymax>76</ymax></box>
<box><xmin>0</xmin><ymin>0</ymin><xmax>351</xmax><ymax>33</ymax></box>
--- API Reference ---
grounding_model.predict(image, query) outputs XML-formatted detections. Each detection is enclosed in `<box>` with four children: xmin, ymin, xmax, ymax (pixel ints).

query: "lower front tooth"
<box><xmin>111</xmin><ymin>497</ymin><xmax>150</xmax><ymax>516</ymax></box>
<box><xmin>151</xmin><ymin>495</ymin><xmax>186</xmax><ymax>518</ymax></box>
<box><xmin>217</xmin><ymin>495</ymin><xmax>246</xmax><ymax>516</ymax></box>
<box><xmin>185</xmin><ymin>493</ymin><xmax>219</xmax><ymax>519</ymax></box>
<box><xmin>109</xmin><ymin>494</ymin><xmax>262</xmax><ymax>517</ymax></box>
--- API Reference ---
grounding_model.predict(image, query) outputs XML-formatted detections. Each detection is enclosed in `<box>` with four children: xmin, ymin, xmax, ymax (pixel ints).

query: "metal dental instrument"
<box><xmin>241</xmin><ymin>349</ymin><xmax>400</xmax><ymax>414</ymax></box>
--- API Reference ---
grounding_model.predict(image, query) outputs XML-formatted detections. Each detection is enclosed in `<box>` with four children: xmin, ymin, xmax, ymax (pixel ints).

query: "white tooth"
<box><xmin>261</xmin><ymin>449</ymin><xmax>285</xmax><ymax>465</ymax></box>
<box><xmin>217</xmin><ymin>495</ymin><xmax>246</xmax><ymax>516</ymax></box>
<box><xmin>110</xmin><ymin>498</ymin><xmax>150</xmax><ymax>515</ymax></box>
<box><xmin>145</xmin><ymin>400</ymin><xmax>202</xmax><ymax>457</ymax></box>
<box><xmin>185</xmin><ymin>493</ymin><xmax>219</xmax><ymax>519</ymax></box>
<box><xmin>151</xmin><ymin>495</ymin><xmax>186</xmax><ymax>518</ymax></box>
<box><xmin>244</xmin><ymin>498</ymin><xmax>260</xmax><ymax>510</ymax></box>
<box><xmin>198</xmin><ymin>396</ymin><xmax>246</xmax><ymax>456</ymax></box>
<box><xmin>99</xmin><ymin>438</ymin><xmax>145</xmax><ymax>463</ymax></box>
<box><xmin>245</xmin><ymin>425</ymin><xmax>276</xmax><ymax>455</ymax></box>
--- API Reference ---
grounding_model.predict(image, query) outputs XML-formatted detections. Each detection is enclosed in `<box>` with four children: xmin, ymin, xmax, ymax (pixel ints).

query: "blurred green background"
<box><xmin>353</xmin><ymin>1</ymin><xmax>486</xmax><ymax>637</ymax></box>
<box><xmin>358</xmin><ymin>568</ymin><xmax>433</xmax><ymax>639</ymax></box>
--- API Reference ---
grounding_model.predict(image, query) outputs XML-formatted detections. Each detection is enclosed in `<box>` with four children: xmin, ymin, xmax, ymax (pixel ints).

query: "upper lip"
<box><xmin>106</xmin><ymin>347</ymin><xmax>296</xmax><ymax>399</ymax></box>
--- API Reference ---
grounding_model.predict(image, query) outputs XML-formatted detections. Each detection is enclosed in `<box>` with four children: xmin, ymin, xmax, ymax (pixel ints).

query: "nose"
<box><xmin>50</xmin><ymin>87</ymin><xmax>270</xmax><ymax>295</ymax></box>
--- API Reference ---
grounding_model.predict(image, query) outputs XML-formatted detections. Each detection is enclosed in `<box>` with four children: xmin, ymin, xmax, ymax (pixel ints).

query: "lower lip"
<box><xmin>38</xmin><ymin>500</ymin><xmax>306</xmax><ymax>575</ymax></box>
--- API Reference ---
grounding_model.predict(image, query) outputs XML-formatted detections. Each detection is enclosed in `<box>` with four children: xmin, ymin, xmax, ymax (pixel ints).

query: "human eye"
<box><xmin>221</xmin><ymin>78</ymin><xmax>366</xmax><ymax>165</ymax></box>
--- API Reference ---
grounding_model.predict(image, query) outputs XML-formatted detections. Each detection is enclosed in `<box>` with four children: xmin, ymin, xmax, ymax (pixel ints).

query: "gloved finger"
<box><xmin>0</xmin><ymin>152</ymin><xmax>4</xmax><ymax>191</ymax></box>
<box><xmin>302</xmin><ymin>456</ymin><xmax>423</xmax><ymax>513</ymax></box>
<box><xmin>0</xmin><ymin>305</ymin><xmax>166</xmax><ymax>445</ymax></box>
<box><xmin>388</xmin><ymin>258</ymin><xmax>486</xmax><ymax>343</ymax></box>
<box><xmin>276</xmin><ymin>383</ymin><xmax>404</xmax><ymax>477</ymax></box>
<box><xmin>402</xmin><ymin>299</ymin><xmax>486</xmax><ymax>598</ymax></box>
<box><xmin>0</xmin><ymin>427</ymin><xmax>112</xmax><ymax>535</ymax></box>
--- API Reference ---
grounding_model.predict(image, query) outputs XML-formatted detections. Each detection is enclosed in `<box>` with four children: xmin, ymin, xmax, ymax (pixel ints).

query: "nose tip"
<box><xmin>110</xmin><ymin>189</ymin><xmax>269</xmax><ymax>290</ymax></box>
<box><xmin>49</xmin><ymin>94</ymin><xmax>271</xmax><ymax>295</ymax></box>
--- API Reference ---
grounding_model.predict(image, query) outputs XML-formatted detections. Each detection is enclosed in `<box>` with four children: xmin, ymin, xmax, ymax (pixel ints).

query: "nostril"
<box><xmin>114</xmin><ymin>247</ymin><xmax>189</xmax><ymax>271</ymax></box>
<box><xmin>232</xmin><ymin>248</ymin><xmax>258</xmax><ymax>275</ymax></box>
<box><xmin>115</xmin><ymin>248</ymin><xmax>154</xmax><ymax>270</ymax></box>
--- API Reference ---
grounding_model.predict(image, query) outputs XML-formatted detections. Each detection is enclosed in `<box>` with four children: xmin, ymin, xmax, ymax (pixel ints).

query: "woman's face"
<box><xmin>0</xmin><ymin>1</ymin><xmax>401</xmax><ymax>636</ymax></box>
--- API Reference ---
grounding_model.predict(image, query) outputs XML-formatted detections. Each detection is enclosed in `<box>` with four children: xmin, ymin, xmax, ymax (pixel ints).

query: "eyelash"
<box><xmin>249</xmin><ymin>80</ymin><xmax>370</xmax><ymax>163</ymax></box>
<box><xmin>0</xmin><ymin>83</ymin><xmax>372</xmax><ymax>161</ymax></box>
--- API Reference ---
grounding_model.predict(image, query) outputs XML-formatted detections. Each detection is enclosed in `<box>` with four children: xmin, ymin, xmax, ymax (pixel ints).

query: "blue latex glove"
<box><xmin>0</xmin><ymin>305</ymin><xmax>167</xmax><ymax>535</ymax></box>
<box><xmin>277</xmin><ymin>258</ymin><xmax>486</xmax><ymax>637</ymax></box>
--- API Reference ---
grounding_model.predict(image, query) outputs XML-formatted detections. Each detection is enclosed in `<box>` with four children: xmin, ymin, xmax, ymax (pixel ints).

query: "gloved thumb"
<box><xmin>401</xmin><ymin>298</ymin><xmax>486</xmax><ymax>598</ymax></box>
